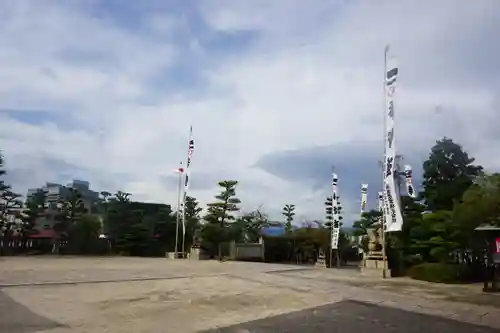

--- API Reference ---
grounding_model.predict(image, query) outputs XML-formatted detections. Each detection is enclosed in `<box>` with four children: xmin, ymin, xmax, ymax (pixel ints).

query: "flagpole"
<box><xmin>382</xmin><ymin>45</ymin><xmax>389</xmax><ymax>279</ymax></box>
<box><xmin>175</xmin><ymin>162</ymin><xmax>183</xmax><ymax>259</ymax></box>
<box><xmin>181</xmin><ymin>207</ymin><xmax>186</xmax><ymax>258</ymax></box>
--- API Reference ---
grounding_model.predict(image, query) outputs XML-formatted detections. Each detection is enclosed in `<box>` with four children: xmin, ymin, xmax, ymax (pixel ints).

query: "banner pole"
<box><xmin>382</xmin><ymin>45</ymin><xmax>389</xmax><ymax>279</ymax></box>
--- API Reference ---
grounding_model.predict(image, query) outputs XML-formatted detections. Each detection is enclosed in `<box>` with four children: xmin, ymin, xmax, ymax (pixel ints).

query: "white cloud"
<box><xmin>1</xmin><ymin>0</ymin><xmax>499</xmax><ymax>222</ymax></box>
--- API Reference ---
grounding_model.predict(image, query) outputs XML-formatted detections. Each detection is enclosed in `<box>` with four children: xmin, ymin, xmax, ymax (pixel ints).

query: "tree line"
<box><xmin>0</xmin><ymin>156</ymin><xmax>323</xmax><ymax>259</ymax></box>
<box><xmin>3</xmin><ymin>135</ymin><xmax>497</xmax><ymax>278</ymax></box>
<box><xmin>353</xmin><ymin>137</ymin><xmax>500</xmax><ymax>282</ymax></box>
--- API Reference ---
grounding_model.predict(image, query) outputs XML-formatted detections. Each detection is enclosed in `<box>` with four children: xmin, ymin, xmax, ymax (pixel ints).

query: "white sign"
<box><xmin>331</xmin><ymin>173</ymin><xmax>340</xmax><ymax>249</ymax></box>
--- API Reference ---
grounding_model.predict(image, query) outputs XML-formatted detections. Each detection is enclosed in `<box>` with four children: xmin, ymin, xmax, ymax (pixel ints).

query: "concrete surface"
<box><xmin>201</xmin><ymin>301</ymin><xmax>500</xmax><ymax>333</ymax></box>
<box><xmin>0</xmin><ymin>257</ymin><xmax>499</xmax><ymax>333</ymax></box>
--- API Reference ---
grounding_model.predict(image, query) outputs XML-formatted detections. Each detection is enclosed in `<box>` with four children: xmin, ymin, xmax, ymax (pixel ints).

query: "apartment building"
<box><xmin>26</xmin><ymin>180</ymin><xmax>100</xmax><ymax>231</ymax></box>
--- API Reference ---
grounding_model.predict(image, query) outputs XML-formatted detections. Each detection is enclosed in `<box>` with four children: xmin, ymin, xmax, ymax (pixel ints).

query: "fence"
<box><xmin>229</xmin><ymin>238</ymin><xmax>265</xmax><ymax>261</ymax></box>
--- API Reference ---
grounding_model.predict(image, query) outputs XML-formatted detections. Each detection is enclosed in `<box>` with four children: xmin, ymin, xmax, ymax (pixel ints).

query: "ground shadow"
<box><xmin>0</xmin><ymin>290</ymin><xmax>67</xmax><ymax>333</ymax></box>
<box><xmin>199</xmin><ymin>300</ymin><xmax>498</xmax><ymax>333</ymax></box>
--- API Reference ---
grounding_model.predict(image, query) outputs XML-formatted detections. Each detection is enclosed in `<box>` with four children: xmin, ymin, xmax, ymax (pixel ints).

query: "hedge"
<box><xmin>407</xmin><ymin>263</ymin><xmax>474</xmax><ymax>283</ymax></box>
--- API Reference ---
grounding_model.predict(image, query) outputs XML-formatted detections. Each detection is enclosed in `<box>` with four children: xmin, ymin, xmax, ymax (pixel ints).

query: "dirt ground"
<box><xmin>0</xmin><ymin>257</ymin><xmax>499</xmax><ymax>333</ymax></box>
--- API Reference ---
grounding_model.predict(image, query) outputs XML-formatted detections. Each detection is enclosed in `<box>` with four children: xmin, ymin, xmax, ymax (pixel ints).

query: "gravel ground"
<box><xmin>0</xmin><ymin>257</ymin><xmax>499</xmax><ymax>333</ymax></box>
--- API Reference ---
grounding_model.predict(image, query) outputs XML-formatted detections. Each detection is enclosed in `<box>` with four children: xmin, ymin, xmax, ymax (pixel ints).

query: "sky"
<box><xmin>1</xmin><ymin>0</ymin><xmax>499</xmax><ymax>225</ymax></box>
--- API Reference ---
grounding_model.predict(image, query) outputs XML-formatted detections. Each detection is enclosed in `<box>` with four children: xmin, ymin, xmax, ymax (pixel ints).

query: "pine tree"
<box><xmin>282</xmin><ymin>204</ymin><xmax>295</xmax><ymax>233</ymax></box>
<box><xmin>202</xmin><ymin>180</ymin><xmax>241</xmax><ymax>259</ymax></box>
<box><xmin>422</xmin><ymin>137</ymin><xmax>482</xmax><ymax>211</ymax></box>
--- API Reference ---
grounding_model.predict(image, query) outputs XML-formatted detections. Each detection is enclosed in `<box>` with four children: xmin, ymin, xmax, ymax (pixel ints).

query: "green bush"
<box><xmin>407</xmin><ymin>263</ymin><xmax>474</xmax><ymax>283</ymax></box>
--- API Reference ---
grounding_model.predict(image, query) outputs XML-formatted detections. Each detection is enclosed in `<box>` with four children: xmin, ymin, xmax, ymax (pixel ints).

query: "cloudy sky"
<box><xmin>1</xmin><ymin>0</ymin><xmax>499</xmax><ymax>225</ymax></box>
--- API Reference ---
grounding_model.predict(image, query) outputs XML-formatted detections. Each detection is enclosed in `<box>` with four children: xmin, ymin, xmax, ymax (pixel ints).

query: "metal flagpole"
<box><xmin>181</xmin><ymin>207</ymin><xmax>186</xmax><ymax>258</ymax></box>
<box><xmin>174</xmin><ymin>162</ymin><xmax>183</xmax><ymax>259</ymax></box>
<box><xmin>381</xmin><ymin>45</ymin><xmax>389</xmax><ymax>279</ymax></box>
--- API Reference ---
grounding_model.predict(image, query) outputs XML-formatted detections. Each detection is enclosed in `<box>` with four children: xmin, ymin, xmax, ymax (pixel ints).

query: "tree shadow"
<box><xmin>199</xmin><ymin>300</ymin><xmax>498</xmax><ymax>333</ymax></box>
<box><xmin>0</xmin><ymin>290</ymin><xmax>68</xmax><ymax>333</ymax></box>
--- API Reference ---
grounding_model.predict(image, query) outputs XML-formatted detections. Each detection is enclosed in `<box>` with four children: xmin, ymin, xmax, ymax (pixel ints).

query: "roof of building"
<box><xmin>29</xmin><ymin>229</ymin><xmax>56</xmax><ymax>238</ymax></box>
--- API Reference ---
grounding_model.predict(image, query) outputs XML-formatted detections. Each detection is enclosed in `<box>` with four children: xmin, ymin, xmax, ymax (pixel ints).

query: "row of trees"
<box><xmin>353</xmin><ymin>137</ymin><xmax>500</xmax><ymax>280</ymax></box>
<box><xmin>6</xmin><ymin>136</ymin><xmax>492</xmax><ymax>273</ymax></box>
<box><xmin>0</xmin><ymin>151</ymin><xmax>203</xmax><ymax>255</ymax></box>
<box><xmin>1</xmin><ymin>149</ymin><xmax>350</xmax><ymax>262</ymax></box>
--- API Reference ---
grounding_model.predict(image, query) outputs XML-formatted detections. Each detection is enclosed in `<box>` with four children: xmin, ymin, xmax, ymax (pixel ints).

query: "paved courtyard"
<box><xmin>0</xmin><ymin>257</ymin><xmax>499</xmax><ymax>332</ymax></box>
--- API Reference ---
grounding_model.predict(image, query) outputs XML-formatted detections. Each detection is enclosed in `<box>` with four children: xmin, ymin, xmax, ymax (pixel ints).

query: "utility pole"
<box><xmin>381</xmin><ymin>45</ymin><xmax>389</xmax><ymax>279</ymax></box>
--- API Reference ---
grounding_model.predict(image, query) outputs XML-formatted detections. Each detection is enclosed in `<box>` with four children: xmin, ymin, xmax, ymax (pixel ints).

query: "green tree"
<box><xmin>0</xmin><ymin>190</ymin><xmax>22</xmax><ymax>232</ymax></box>
<box><xmin>422</xmin><ymin>137</ymin><xmax>482</xmax><ymax>211</ymax></box>
<box><xmin>104</xmin><ymin>192</ymin><xmax>154</xmax><ymax>256</ymax></box>
<box><xmin>99</xmin><ymin>193</ymin><xmax>177</xmax><ymax>256</ymax></box>
<box><xmin>67</xmin><ymin>214</ymin><xmax>101</xmax><ymax>254</ymax></box>
<box><xmin>453</xmin><ymin>172</ymin><xmax>500</xmax><ymax>228</ymax></box>
<box><xmin>202</xmin><ymin>180</ymin><xmax>241</xmax><ymax>259</ymax></box>
<box><xmin>389</xmin><ymin>196</ymin><xmax>425</xmax><ymax>266</ymax></box>
<box><xmin>148</xmin><ymin>204</ymin><xmax>176</xmax><ymax>253</ymax></box>
<box><xmin>352</xmin><ymin>209</ymin><xmax>382</xmax><ymax>237</ymax></box>
<box><xmin>183</xmin><ymin>196</ymin><xmax>202</xmax><ymax>251</ymax></box>
<box><xmin>230</xmin><ymin>208</ymin><xmax>269</xmax><ymax>243</ymax></box>
<box><xmin>53</xmin><ymin>188</ymin><xmax>88</xmax><ymax>253</ymax></box>
<box><xmin>115</xmin><ymin>213</ymin><xmax>150</xmax><ymax>256</ymax></box>
<box><xmin>450</xmin><ymin>173</ymin><xmax>500</xmax><ymax>265</ymax></box>
<box><xmin>0</xmin><ymin>150</ymin><xmax>7</xmax><ymax>194</ymax></box>
<box><xmin>408</xmin><ymin>210</ymin><xmax>459</xmax><ymax>263</ymax></box>
<box><xmin>95</xmin><ymin>191</ymin><xmax>112</xmax><ymax>215</ymax></box>
<box><xmin>352</xmin><ymin>209</ymin><xmax>382</xmax><ymax>253</ymax></box>
<box><xmin>0</xmin><ymin>152</ymin><xmax>22</xmax><ymax>255</ymax></box>
<box><xmin>23</xmin><ymin>189</ymin><xmax>47</xmax><ymax>237</ymax></box>
<box><xmin>115</xmin><ymin>190</ymin><xmax>131</xmax><ymax>203</ymax></box>
<box><xmin>103</xmin><ymin>191</ymin><xmax>131</xmax><ymax>243</ymax></box>
<box><xmin>282</xmin><ymin>204</ymin><xmax>295</xmax><ymax>233</ymax></box>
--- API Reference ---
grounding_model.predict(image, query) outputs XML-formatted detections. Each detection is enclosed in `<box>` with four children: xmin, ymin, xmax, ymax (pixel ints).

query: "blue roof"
<box><xmin>261</xmin><ymin>225</ymin><xmax>298</xmax><ymax>236</ymax></box>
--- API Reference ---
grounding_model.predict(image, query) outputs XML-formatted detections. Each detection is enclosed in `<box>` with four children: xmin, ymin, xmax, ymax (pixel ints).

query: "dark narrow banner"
<box><xmin>331</xmin><ymin>173</ymin><xmax>340</xmax><ymax>250</ymax></box>
<box><xmin>404</xmin><ymin>165</ymin><xmax>416</xmax><ymax>198</ymax></box>
<box><xmin>383</xmin><ymin>47</ymin><xmax>404</xmax><ymax>232</ymax></box>
<box><xmin>181</xmin><ymin>126</ymin><xmax>194</xmax><ymax>236</ymax></box>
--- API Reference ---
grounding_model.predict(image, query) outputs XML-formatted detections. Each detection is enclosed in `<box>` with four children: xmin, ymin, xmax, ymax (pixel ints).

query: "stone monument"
<box><xmin>361</xmin><ymin>219</ymin><xmax>390</xmax><ymax>277</ymax></box>
<box><xmin>316</xmin><ymin>249</ymin><xmax>327</xmax><ymax>267</ymax></box>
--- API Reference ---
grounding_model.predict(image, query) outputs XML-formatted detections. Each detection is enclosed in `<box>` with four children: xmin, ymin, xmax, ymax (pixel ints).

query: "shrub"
<box><xmin>407</xmin><ymin>263</ymin><xmax>474</xmax><ymax>283</ymax></box>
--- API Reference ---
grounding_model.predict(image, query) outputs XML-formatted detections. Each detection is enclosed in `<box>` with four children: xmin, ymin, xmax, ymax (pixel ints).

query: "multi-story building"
<box><xmin>26</xmin><ymin>180</ymin><xmax>100</xmax><ymax>233</ymax></box>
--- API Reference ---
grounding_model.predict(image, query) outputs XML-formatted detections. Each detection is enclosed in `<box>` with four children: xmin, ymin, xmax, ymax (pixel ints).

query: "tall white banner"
<box><xmin>331</xmin><ymin>173</ymin><xmax>340</xmax><ymax>249</ymax></box>
<box><xmin>181</xmin><ymin>126</ymin><xmax>194</xmax><ymax>237</ymax></box>
<box><xmin>404</xmin><ymin>165</ymin><xmax>416</xmax><ymax>198</ymax></box>
<box><xmin>383</xmin><ymin>50</ymin><xmax>404</xmax><ymax>232</ymax></box>
<box><xmin>360</xmin><ymin>184</ymin><xmax>368</xmax><ymax>214</ymax></box>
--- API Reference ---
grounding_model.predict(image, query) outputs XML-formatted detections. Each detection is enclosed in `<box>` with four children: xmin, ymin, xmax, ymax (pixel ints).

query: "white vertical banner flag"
<box><xmin>181</xmin><ymin>126</ymin><xmax>194</xmax><ymax>236</ymax></box>
<box><xmin>383</xmin><ymin>48</ymin><xmax>404</xmax><ymax>232</ymax></box>
<box><xmin>331</xmin><ymin>173</ymin><xmax>340</xmax><ymax>249</ymax></box>
<box><xmin>404</xmin><ymin>165</ymin><xmax>416</xmax><ymax>198</ymax></box>
<box><xmin>360</xmin><ymin>184</ymin><xmax>368</xmax><ymax>214</ymax></box>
